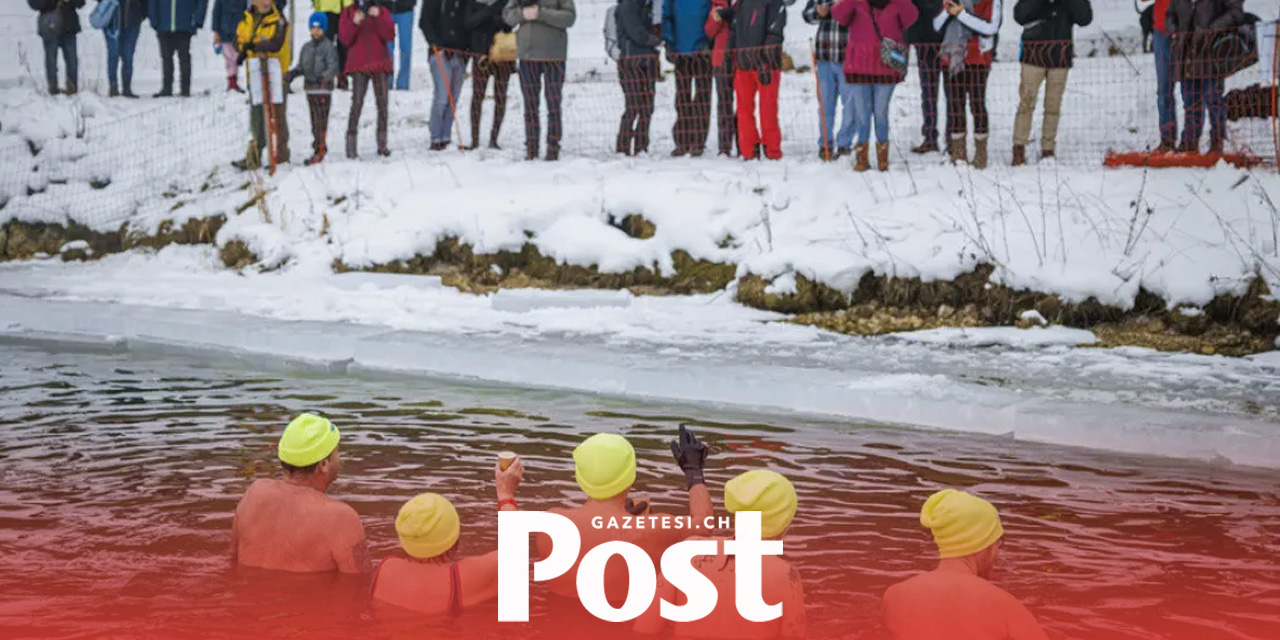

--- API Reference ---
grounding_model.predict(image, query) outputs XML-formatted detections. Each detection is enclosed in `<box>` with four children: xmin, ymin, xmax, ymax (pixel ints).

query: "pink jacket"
<box><xmin>832</xmin><ymin>0</ymin><xmax>917</xmax><ymax>81</ymax></box>
<box><xmin>338</xmin><ymin>4</ymin><xmax>394</xmax><ymax>74</ymax></box>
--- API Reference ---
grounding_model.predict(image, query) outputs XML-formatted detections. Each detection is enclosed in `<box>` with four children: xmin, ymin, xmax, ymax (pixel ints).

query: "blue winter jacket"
<box><xmin>662</xmin><ymin>0</ymin><xmax>711</xmax><ymax>53</ymax></box>
<box><xmin>147</xmin><ymin>0</ymin><xmax>209</xmax><ymax>34</ymax></box>
<box><xmin>210</xmin><ymin>0</ymin><xmax>246</xmax><ymax>41</ymax></box>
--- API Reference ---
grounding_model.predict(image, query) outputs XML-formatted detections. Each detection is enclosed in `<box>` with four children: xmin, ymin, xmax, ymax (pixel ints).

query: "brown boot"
<box><xmin>876</xmin><ymin>142</ymin><xmax>889</xmax><ymax>172</ymax></box>
<box><xmin>973</xmin><ymin>135</ymin><xmax>989</xmax><ymax>169</ymax></box>
<box><xmin>949</xmin><ymin>134</ymin><xmax>967</xmax><ymax>164</ymax></box>
<box><xmin>1012</xmin><ymin>144</ymin><xmax>1026</xmax><ymax>167</ymax></box>
<box><xmin>853</xmin><ymin>144</ymin><xmax>870</xmax><ymax>172</ymax></box>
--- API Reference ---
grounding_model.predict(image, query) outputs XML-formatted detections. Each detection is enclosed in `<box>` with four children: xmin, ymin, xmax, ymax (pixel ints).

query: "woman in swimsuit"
<box><xmin>370</xmin><ymin>456</ymin><xmax>524</xmax><ymax>615</ymax></box>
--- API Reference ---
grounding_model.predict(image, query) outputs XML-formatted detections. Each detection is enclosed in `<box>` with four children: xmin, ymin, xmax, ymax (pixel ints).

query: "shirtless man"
<box><xmin>634</xmin><ymin>469</ymin><xmax>806</xmax><ymax>640</ymax></box>
<box><xmin>371</xmin><ymin>456</ymin><xmax>525</xmax><ymax>614</ymax></box>
<box><xmin>537</xmin><ymin>426</ymin><xmax>715</xmax><ymax>606</ymax></box>
<box><xmin>882</xmin><ymin>489</ymin><xmax>1050</xmax><ymax>640</ymax></box>
<box><xmin>230</xmin><ymin>413</ymin><xmax>371</xmax><ymax>573</ymax></box>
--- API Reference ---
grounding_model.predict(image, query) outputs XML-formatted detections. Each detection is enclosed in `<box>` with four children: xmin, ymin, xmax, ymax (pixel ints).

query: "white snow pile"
<box><xmin>207</xmin><ymin>152</ymin><xmax>1280</xmax><ymax>320</ymax></box>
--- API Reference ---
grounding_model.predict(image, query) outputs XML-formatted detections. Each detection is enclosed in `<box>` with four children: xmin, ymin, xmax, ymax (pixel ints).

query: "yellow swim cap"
<box><xmin>725</xmin><ymin>470</ymin><xmax>797</xmax><ymax>538</ymax></box>
<box><xmin>396</xmin><ymin>493</ymin><xmax>461</xmax><ymax>559</ymax></box>
<box><xmin>573</xmin><ymin>433</ymin><xmax>637</xmax><ymax>500</ymax></box>
<box><xmin>277</xmin><ymin>413</ymin><xmax>341</xmax><ymax>467</ymax></box>
<box><xmin>920</xmin><ymin>489</ymin><xmax>1005</xmax><ymax>559</ymax></box>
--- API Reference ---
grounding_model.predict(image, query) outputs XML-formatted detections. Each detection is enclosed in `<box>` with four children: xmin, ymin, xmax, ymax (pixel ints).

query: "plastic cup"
<box><xmin>498</xmin><ymin>451</ymin><xmax>518</xmax><ymax>471</ymax></box>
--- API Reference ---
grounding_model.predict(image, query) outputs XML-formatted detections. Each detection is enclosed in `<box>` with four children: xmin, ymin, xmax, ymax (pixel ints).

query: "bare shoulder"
<box><xmin>324</xmin><ymin>499</ymin><xmax>365</xmax><ymax>534</ymax></box>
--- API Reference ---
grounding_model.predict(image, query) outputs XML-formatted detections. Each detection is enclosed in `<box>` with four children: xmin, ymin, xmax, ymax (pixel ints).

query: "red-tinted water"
<box><xmin>1</xmin><ymin>346</ymin><xmax>1278</xmax><ymax>639</ymax></box>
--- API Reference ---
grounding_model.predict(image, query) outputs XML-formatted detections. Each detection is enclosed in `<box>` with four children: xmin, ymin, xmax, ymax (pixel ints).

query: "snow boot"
<box><xmin>1012</xmin><ymin>144</ymin><xmax>1026</xmax><ymax>167</ymax></box>
<box><xmin>973</xmin><ymin>135</ymin><xmax>988</xmax><ymax>169</ymax></box>
<box><xmin>876</xmin><ymin>142</ymin><xmax>889</xmax><ymax>172</ymax></box>
<box><xmin>911</xmin><ymin>139</ymin><xmax>938</xmax><ymax>154</ymax></box>
<box><xmin>853</xmin><ymin>144</ymin><xmax>870</xmax><ymax>172</ymax></box>
<box><xmin>949</xmin><ymin>134</ymin><xmax>967</xmax><ymax>164</ymax></box>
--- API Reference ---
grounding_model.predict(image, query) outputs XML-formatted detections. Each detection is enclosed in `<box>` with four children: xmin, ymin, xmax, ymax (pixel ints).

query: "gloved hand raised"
<box><xmin>670</xmin><ymin>424</ymin><xmax>709</xmax><ymax>489</ymax></box>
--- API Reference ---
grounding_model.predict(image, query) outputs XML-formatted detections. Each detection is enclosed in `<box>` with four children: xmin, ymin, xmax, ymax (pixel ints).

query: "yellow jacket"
<box><xmin>236</xmin><ymin>7</ymin><xmax>290</xmax><ymax>67</ymax></box>
<box><xmin>312</xmin><ymin>0</ymin><xmax>354</xmax><ymax>14</ymax></box>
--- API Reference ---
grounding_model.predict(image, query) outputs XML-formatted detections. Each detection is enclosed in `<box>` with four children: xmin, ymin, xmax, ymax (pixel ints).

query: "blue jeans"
<box><xmin>851</xmin><ymin>83</ymin><xmax>895</xmax><ymax>145</ymax></box>
<box><xmin>429</xmin><ymin>52</ymin><xmax>467</xmax><ymax>143</ymax></box>
<box><xmin>1152</xmin><ymin>29</ymin><xmax>1177</xmax><ymax>144</ymax></box>
<box><xmin>1180</xmin><ymin>77</ymin><xmax>1225</xmax><ymax>149</ymax></box>
<box><xmin>387</xmin><ymin>11</ymin><xmax>414</xmax><ymax>90</ymax></box>
<box><xmin>815</xmin><ymin>61</ymin><xmax>855</xmax><ymax>151</ymax></box>
<box><xmin>105</xmin><ymin>25</ymin><xmax>141</xmax><ymax>90</ymax></box>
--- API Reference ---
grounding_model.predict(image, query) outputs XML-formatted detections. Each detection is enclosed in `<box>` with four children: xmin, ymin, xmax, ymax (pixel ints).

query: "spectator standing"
<box><xmin>213</xmin><ymin>0</ymin><xmax>249</xmax><ymax>92</ymax></box>
<box><xmin>834</xmin><ymin>0</ymin><xmax>916</xmax><ymax>172</ymax></box>
<box><xmin>721</xmin><ymin>0</ymin><xmax>786</xmax><ymax>160</ymax></box>
<box><xmin>933</xmin><ymin>0</ymin><xmax>1001</xmax><ymax>168</ymax></box>
<box><xmin>148</xmin><ymin>0</ymin><xmax>209</xmax><ymax>97</ymax></box>
<box><xmin>287</xmin><ymin>12</ymin><xmax>341</xmax><ymax>164</ymax></box>
<box><xmin>905</xmin><ymin>0</ymin><xmax>944</xmax><ymax>152</ymax></box>
<box><xmin>96</xmin><ymin>0</ymin><xmax>146</xmax><ymax>97</ymax></box>
<box><xmin>804</xmin><ymin>0</ymin><xmax>854</xmax><ymax>161</ymax></box>
<box><xmin>32</xmin><ymin>0</ymin><xmax>86</xmax><ymax>96</ymax></box>
<box><xmin>340</xmin><ymin>0</ymin><xmax>395</xmax><ymax>158</ymax></box>
<box><xmin>1011</xmin><ymin>0</ymin><xmax>1091</xmax><ymax>165</ymax></box>
<box><xmin>615</xmin><ymin>0</ymin><xmax>662</xmax><ymax>156</ymax></box>
<box><xmin>421</xmin><ymin>0</ymin><xmax>473</xmax><ymax>150</ymax></box>
<box><xmin>703</xmin><ymin>0</ymin><xmax>736</xmax><ymax>156</ymax></box>
<box><xmin>465</xmin><ymin>0</ymin><xmax>515</xmax><ymax>149</ymax></box>
<box><xmin>315</xmin><ymin>0</ymin><xmax>355</xmax><ymax>89</ymax></box>
<box><xmin>233</xmin><ymin>0</ymin><xmax>291</xmax><ymax>169</ymax></box>
<box><xmin>1168</xmin><ymin>0</ymin><xmax>1243</xmax><ymax>154</ymax></box>
<box><xmin>382</xmin><ymin>0</ymin><xmax>417</xmax><ymax>89</ymax></box>
<box><xmin>663</xmin><ymin>0</ymin><xmax>713</xmax><ymax>156</ymax></box>
<box><xmin>503</xmin><ymin>0</ymin><xmax>577</xmax><ymax>161</ymax></box>
<box><xmin>1140</xmin><ymin>0</ymin><xmax>1176</xmax><ymax>151</ymax></box>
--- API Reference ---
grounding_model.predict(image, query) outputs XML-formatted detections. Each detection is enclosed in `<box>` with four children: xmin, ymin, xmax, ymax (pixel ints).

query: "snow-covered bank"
<box><xmin>1</xmin><ymin>249</ymin><xmax>1277</xmax><ymax>468</ymax></box>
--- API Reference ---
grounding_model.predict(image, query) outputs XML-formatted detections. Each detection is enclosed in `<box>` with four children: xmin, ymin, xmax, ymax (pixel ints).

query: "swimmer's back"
<box><xmin>883</xmin><ymin>571</ymin><xmax>1050</xmax><ymax>640</ymax></box>
<box><xmin>232</xmin><ymin>478</ymin><xmax>368</xmax><ymax>573</ymax></box>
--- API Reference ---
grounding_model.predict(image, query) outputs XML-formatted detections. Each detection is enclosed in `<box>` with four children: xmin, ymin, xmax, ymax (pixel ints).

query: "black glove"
<box><xmin>243</xmin><ymin>41</ymin><xmax>257</xmax><ymax>53</ymax></box>
<box><xmin>670</xmin><ymin>424</ymin><xmax>708</xmax><ymax>489</ymax></box>
<box><xmin>625</xmin><ymin>497</ymin><xmax>650</xmax><ymax>515</ymax></box>
<box><xmin>758</xmin><ymin>69</ymin><xmax>772</xmax><ymax>86</ymax></box>
<box><xmin>235</xmin><ymin>52</ymin><xmax>247</xmax><ymax>67</ymax></box>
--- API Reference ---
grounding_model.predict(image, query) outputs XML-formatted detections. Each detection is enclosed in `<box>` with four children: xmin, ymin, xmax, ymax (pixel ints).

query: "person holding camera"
<box><xmin>719</xmin><ymin>0</ymin><xmax>787</xmax><ymax>161</ymax></box>
<box><xmin>232</xmin><ymin>0</ymin><xmax>291</xmax><ymax>170</ymax></box>
<box><xmin>340</xmin><ymin>0</ymin><xmax>395</xmax><ymax>158</ymax></box>
<box><xmin>933</xmin><ymin>0</ymin><xmax>1001</xmax><ymax>168</ymax></box>
<box><xmin>1011</xmin><ymin>0</ymin><xmax>1092</xmax><ymax>165</ymax></box>
<box><xmin>504</xmin><ymin>0</ymin><xmax>577</xmax><ymax>161</ymax></box>
<box><xmin>30</xmin><ymin>0</ymin><xmax>85</xmax><ymax>96</ymax></box>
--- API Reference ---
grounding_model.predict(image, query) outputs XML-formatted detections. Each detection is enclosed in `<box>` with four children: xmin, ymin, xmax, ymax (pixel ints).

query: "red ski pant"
<box><xmin>734</xmin><ymin>69</ymin><xmax>781</xmax><ymax>159</ymax></box>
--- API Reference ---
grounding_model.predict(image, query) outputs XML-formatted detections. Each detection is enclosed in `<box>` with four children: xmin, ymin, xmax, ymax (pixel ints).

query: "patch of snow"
<box><xmin>1019</xmin><ymin>309</ymin><xmax>1048</xmax><ymax>326</ymax></box>
<box><xmin>886</xmin><ymin>326</ymin><xmax>1099</xmax><ymax>348</ymax></box>
<box><xmin>491</xmin><ymin>288</ymin><xmax>634</xmax><ymax>313</ymax></box>
<box><xmin>764</xmin><ymin>272</ymin><xmax>798</xmax><ymax>296</ymax></box>
<box><xmin>59</xmin><ymin>240</ymin><xmax>90</xmax><ymax>253</ymax></box>
<box><xmin>329</xmin><ymin>272</ymin><xmax>444</xmax><ymax>292</ymax></box>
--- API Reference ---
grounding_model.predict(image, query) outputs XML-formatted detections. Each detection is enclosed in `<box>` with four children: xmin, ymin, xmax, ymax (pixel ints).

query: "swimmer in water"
<box><xmin>634</xmin><ymin>469</ymin><xmax>807</xmax><ymax>640</ymax></box>
<box><xmin>230</xmin><ymin>413</ymin><xmax>371</xmax><ymax>573</ymax></box>
<box><xmin>370</xmin><ymin>455</ymin><xmax>525</xmax><ymax>614</ymax></box>
<box><xmin>882</xmin><ymin>489</ymin><xmax>1050</xmax><ymax>640</ymax></box>
<box><xmin>536</xmin><ymin>426</ymin><xmax>715</xmax><ymax>606</ymax></box>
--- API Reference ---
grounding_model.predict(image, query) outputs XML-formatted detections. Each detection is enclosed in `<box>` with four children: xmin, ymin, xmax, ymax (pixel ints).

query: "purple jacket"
<box><xmin>832</xmin><ymin>0</ymin><xmax>917</xmax><ymax>81</ymax></box>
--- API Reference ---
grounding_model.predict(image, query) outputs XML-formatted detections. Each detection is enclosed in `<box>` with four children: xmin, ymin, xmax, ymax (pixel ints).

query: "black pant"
<box><xmin>915</xmin><ymin>44</ymin><xmax>945</xmax><ymax>144</ymax></box>
<box><xmin>518</xmin><ymin>60</ymin><xmax>565</xmax><ymax>154</ymax></box>
<box><xmin>943</xmin><ymin>65</ymin><xmax>990</xmax><ymax>136</ymax></box>
<box><xmin>323</xmin><ymin>13</ymin><xmax>348</xmax><ymax>85</ymax></box>
<box><xmin>617</xmin><ymin>56</ymin><xmax>658</xmax><ymax>155</ymax></box>
<box><xmin>471</xmin><ymin>58</ymin><xmax>515</xmax><ymax>146</ymax></box>
<box><xmin>306</xmin><ymin>92</ymin><xmax>332</xmax><ymax>155</ymax></box>
<box><xmin>347</xmin><ymin>72</ymin><xmax>389</xmax><ymax>157</ymax></box>
<box><xmin>42</xmin><ymin>33</ymin><xmax>77</xmax><ymax>90</ymax></box>
<box><xmin>157</xmin><ymin>32</ymin><xmax>193</xmax><ymax>95</ymax></box>
<box><xmin>673</xmin><ymin>52</ymin><xmax>712</xmax><ymax>152</ymax></box>
<box><xmin>712</xmin><ymin>61</ymin><xmax>736</xmax><ymax>155</ymax></box>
